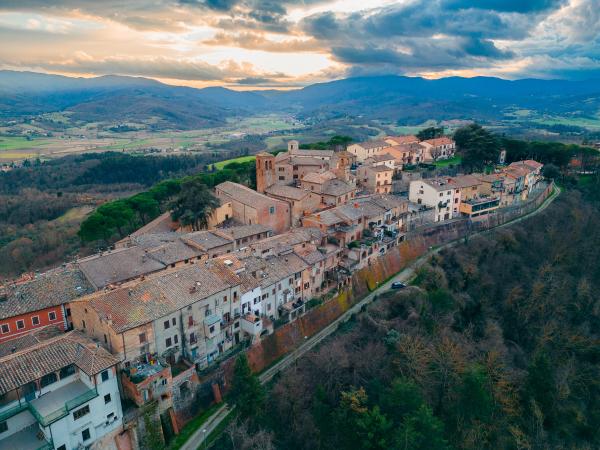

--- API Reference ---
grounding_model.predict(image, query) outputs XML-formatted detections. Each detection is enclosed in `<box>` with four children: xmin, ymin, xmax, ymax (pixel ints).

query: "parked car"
<box><xmin>391</xmin><ymin>281</ymin><xmax>406</xmax><ymax>289</ymax></box>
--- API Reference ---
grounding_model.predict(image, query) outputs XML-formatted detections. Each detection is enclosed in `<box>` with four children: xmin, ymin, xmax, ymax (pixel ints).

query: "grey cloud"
<box><xmin>444</xmin><ymin>0</ymin><xmax>567</xmax><ymax>13</ymax></box>
<box><xmin>2</xmin><ymin>55</ymin><xmax>284</xmax><ymax>82</ymax></box>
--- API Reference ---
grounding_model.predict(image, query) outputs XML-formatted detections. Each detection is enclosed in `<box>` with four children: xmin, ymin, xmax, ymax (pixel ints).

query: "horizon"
<box><xmin>0</xmin><ymin>0</ymin><xmax>598</xmax><ymax>90</ymax></box>
<box><xmin>3</xmin><ymin>69</ymin><xmax>600</xmax><ymax>93</ymax></box>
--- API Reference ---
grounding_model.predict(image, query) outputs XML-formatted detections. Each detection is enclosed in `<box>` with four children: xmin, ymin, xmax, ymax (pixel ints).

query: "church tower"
<box><xmin>256</xmin><ymin>152</ymin><xmax>276</xmax><ymax>193</ymax></box>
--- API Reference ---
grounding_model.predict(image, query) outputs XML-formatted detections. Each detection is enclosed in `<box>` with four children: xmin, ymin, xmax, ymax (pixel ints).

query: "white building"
<box><xmin>0</xmin><ymin>328</ymin><xmax>122</xmax><ymax>450</ymax></box>
<box><xmin>409</xmin><ymin>178</ymin><xmax>458</xmax><ymax>222</ymax></box>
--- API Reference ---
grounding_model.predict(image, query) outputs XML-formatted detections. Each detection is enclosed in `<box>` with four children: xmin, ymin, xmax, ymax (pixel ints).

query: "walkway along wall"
<box><xmin>195</xmin><ymin>181</ymin><xmax>555</xmax><ymax>408</ymax></box>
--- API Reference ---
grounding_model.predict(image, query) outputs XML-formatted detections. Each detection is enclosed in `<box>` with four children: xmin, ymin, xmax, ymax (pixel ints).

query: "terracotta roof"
<box><xmin>0</xmin><ymin>330</ymin><xmax>119</xmax><ymax>394</ymax></box>
<box><xmin>182</xmin><ymin>230</ymin><xmax>233</xmax><ymax>251</ymax></box>
<box><xmin>365</xmin><ymin>165</ymin><xmax>393</xmax><ymax>173</ymax></box>
<box><xmin>146</xmin><ymin>240</ymin><xmax>205</xmax><ymax>265</ymax></box>
<box><xmin>295</xmin><ymin>248</ymin><xmax>326</xmax><ymax>266</ymax></box>
<box><xmin>78</xmin><ymin>247</ymin><xmax>166</xmax><ymax>289</ymax></box>
<box><xmin>0</xmin><ymin>325</ymin><xmax>63</xmax><ymax>357</ymax></box>
<box><xmin>250</xmin><ymin>227</ymin><xmax>323</xmax><ymax>254</ymax></box>
<box><xmin>242</xmin><ymin>254</ymin><xmax>308</xmax><ymax>289</ymax></box>
<box><xmin>322</xmin><ymin>179</ymin><xmax>356</xmax><ymax>197</ymax></box>
<box><xmin>266</xmin><ymin>184</ymin><xmax>311</xmax><ymax>201</ymax></box>
<box><xmin>82</xmin><ymin>263</ymin><xmax>241</xmax><ymax>334</ymax></box>
<box><xmin>0</xmin><ymin>266</ymin><xmax>95</xmax><ymax>320</ymax></box>
<box><xmin>365</xmin><ymin>153</ymin><xmax>395</xmax><ymax>163</ymax></box>
<box><xmin>289</xmin><ymin>156</ymin><xmax>328</xmax><ymax>166</ymax></box>
<box><xmin>385</xmin><ymin>135</ymin><xmax>419</xmax><ymax>145</ymax></box>
<box><xmin>301</xmin><ymin>171</ymin><xmax>337</xmax><ymax>184</ymax></box>
<box><xmin>451</xmin><ymin>174</ymin><xmax>482</xmax><ymax>189</ymax></box>
<box><xmin>509</xmin><ymin>160</ymin><xmax>543</xmax><ymax>171</ymax></box>
<box><xmin>129</xmin><ymin>212</ymin><xmax>177</xmax><ymax>237</ymax></box>
<box><xmin>422</xmin><ymin>137</ymin><xmax>454</xmax><ymax>146</ymax></box>
<box><xmin>289</xmin><ymin>148</ymin><xmax>334</xmax><ymax>158</ymax></box>
<box><xmin>215</xmin><ymin>224</ymin><xmax>272</xmax><ymax>240</ymax></box>
<box><xmin>353</xmin><ymin>140</ymin><xmax>390</xmax><ymax>150</ymax></box>
<box><xmin>216</xmin><ymin>181</ymin><xmax>285</xmax><ymax>209</ymax></box>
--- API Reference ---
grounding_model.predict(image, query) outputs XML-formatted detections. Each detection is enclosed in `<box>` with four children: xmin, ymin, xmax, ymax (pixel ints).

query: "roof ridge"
<box><xmin>0</xmin><ymin>330</ymin><xmax>76</xmax><ymax>363</ymax></box>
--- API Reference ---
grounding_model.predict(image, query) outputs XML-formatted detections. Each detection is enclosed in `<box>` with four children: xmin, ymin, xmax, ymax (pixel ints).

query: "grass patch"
<box><xmin>433</xmin><ymin>156</ymin><xmax>462</xmax><ymax>167</ymax></box>
<box><xmin>214</xmin><ymin>155</ymin><xmax>256</xmax><ymax>170</ymax></box>
<box><xmin>166</xmin><ymin>403</ymin><xmax>222</xmax><ymax>450</ymax></box>
<box><xmin>0</xmin><ymin>136</ymin><xmax>51</xmax><ymax>151</ymax></box>
<box><xmin>206</xmin><ymin>410</ymin><xmax>236</xmax><ymax>449</ymax></box>
<box><xmin>54</xmin><ymin>206</ymin><xmax>94</xmax><ymax>224</ymax></box>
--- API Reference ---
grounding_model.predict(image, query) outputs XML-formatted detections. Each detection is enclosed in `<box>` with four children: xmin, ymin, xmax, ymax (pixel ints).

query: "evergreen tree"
<box><xmin>170</xmin><ymin>178</ymin><xmax>220</xmax><ymax>231</ymax></box>
<box><xmin>228</xmin><ymin>354</ymin><xmax>265</xmax><ymax>421</ymax></box>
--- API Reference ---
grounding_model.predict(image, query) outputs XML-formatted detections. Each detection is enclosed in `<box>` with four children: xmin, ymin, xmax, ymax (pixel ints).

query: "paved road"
<box><xmin>182</xmin><ymin>183</ymin><xmax>560</xmax><ymax>450</ymax></box>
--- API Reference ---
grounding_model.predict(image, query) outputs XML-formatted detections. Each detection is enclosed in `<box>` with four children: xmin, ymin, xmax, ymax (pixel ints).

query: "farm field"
<box><xmin>214</xmin><ymin>155</ymin><xmax>256</xmax><ymax>169</ymax></box>
<box><xmin>0</xmin><ymin>114</ymin><xmax>304</xmax><ymax>162</ymax></box>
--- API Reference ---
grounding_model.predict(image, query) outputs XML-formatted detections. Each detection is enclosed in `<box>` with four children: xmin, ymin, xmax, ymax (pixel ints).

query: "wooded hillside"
<box><xmin>220</xmin><ymin>190</ymin><xmax>600</xmax><ymax>449</ymax></box>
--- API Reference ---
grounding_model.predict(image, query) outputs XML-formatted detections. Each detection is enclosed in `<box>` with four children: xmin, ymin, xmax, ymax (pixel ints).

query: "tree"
<box><xmin>228</xmin><ymin>354</ymin><xmax>265</xmax><ymax>421</ymax></box>
<box><xmin>395</xmin><ymin>405</ymin><xmax>449</xmax><ymax>450</ymax></box>
<box><xmin>417</xmin><ymin>127</ymin><xmax>444</xmax><ymax>141</ymax></box>
<box><xmin>454</xmin><ymin>124</ymin><xmax>500</xmax><ymax>171</ymax></box>
<box><xmin>169</xmin><ymin>178</ymin><xmax>220</xmax><ymax>231</ymax></box>
<box><xmin>541</xmin><ymin>163</ymin><xmax>560</xmax><ymax>180</ymax></box>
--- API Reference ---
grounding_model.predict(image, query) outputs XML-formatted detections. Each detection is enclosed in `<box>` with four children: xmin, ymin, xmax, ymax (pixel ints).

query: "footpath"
<box><xmin>180</xmin><ymin>183</ymin><xmax>561</xmax><ymax>450</ymax></box>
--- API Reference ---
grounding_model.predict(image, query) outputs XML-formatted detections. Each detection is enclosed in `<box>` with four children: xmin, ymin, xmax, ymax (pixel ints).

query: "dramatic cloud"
<box><xmin>0</xmin><ymin>0</ymin><xmax>598</xmax><ymax>87</ymax></box>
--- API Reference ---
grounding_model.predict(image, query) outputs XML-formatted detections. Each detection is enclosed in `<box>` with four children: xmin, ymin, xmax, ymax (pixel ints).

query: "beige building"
<box><xmin>420</xmin><ymin>137</ymin><xmax>456</xmax><ymax>161</ymax></box>
<box><xmin>215</xmin><ymin>181</ymin><xmax>291</xmax><ymax>234</ymax></box>
<box><xmin>347</xmin><ymin>140</ymin><xmax>390</xmax><ymax>162</ymax></box>
<box><xmin>409</xmin><ymin>178</ymin><xmax>457</xmax><ymax>222</ymax></box>
<box><xmin>357</xmin><ymin>164</ymin><xmax>393</xmax><ymax>194</ymax></box>
<box><xmin>265</xmin><ymin>184</ymin><xmax>321</xmax><ymax>226</ymax></box>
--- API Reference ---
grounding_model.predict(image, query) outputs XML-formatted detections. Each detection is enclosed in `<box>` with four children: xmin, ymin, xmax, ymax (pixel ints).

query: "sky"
<box><xmin>0</xmin><ymin>0</ymin><xmax>598</xmax><ymax>89</ymax></box>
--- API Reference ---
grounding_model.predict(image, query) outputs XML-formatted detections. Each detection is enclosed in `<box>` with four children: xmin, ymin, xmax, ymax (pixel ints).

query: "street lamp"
<box><xmin>202</xmin><ymin>429</ymin><xmax>207</xmax><ymax>450</ymax></box>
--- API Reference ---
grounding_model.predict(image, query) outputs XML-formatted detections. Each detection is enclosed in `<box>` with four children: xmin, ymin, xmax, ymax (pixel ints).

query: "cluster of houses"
<box><xmin>408</xmin><ymin>160</ymin><xmax>544</xmax><ymax>222</ymax></box>
<box><xmin>0</xmin><ymin>136</ymin><xmax>544</xmax><ymax>450</ymax></box>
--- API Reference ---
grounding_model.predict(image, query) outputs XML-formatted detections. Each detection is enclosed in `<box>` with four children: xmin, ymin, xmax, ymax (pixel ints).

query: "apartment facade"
<box><xmin>0</xmin><ymin>328</ymin><xmax>122</xmax><ymax>450</ymax></box>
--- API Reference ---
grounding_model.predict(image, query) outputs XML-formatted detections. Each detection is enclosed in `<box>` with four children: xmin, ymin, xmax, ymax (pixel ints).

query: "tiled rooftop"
<box><xmin>217</xmin><ymin>181</ymin><xmax>283</xmax><ymax>208</ymax></box>
<box><xmin>0</xmin><ymin>330</ymin><xmax>119</xmax><ymax>395</ymax></box>
<box><xmin>0</xmin><ymin>266</ymin><xmax>95</xmax><ymax>320</ymax></box>
<box><xmin>78</xmin><ymin>247</ymin><xmax>166</xmax><ymax>289</ymax></box>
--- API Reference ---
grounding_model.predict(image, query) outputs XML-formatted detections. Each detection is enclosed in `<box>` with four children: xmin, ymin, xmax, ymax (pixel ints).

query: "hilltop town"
<box><xmin>0</xmin><ymin>135</ymin><xmax>547</xmax><ymax>450</ymax></box>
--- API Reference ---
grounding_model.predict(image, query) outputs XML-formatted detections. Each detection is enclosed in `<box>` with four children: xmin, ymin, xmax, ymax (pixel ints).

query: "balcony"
<box><xmin>28</xmin><ymin>381</ymin><xmax>98</xmax><ymax>427</ymax></box>
<box><xmin>0</xmin><ymin>422</ymin><xmax>52</xmax><ymax>450</ymax></box>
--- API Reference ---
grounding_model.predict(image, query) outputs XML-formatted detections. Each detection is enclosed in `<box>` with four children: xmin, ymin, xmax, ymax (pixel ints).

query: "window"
<box><xmin>172</xmin><ymin>317</ymin><xmax>176</xmax><ymax>326</ymax></box>
<box><xmin>32</xmin><ymin>316</ymin><xmax>40</xmax><ymax>326</ymax></box>
<box><xmin>48</xmin><ymin>311</ymin><xmax>57</xmax><ymax>321</ymax></box>
<box><xmin>16</xmin><ymin>320</ymin><xmax>25</xmax><ymax>330</ymax></box>
<box><xmin>82</xmin><ymin>320</ymin><xmax>86</xmax><ymax>329</ymax></box>
<box><xmin>103</xmin><ymin>334</ymin><xmax>108</xmax><ymax>344</ymax></box>
<box><xmin>223</xmin><ymin>295</ymin><xmax>228</xmax><ymax>302</ymax></box>
<box><xmin>139</xmin><ymin>333</ymin><xmax>147</xmax><ymax>344</ymax></box>
<box><xmin>1</xmin><ymin>324</ymin><xmax>9</xmax><ymax>334</ymax></box>
<box><xmin>107</xmin><ymin>412</ymin><xmax>115</xmax><ymax>422</ymax></box>
<box><xmin>174</xmin><ymin>335</ymin><xmax>179</xmax><ymax>344</ymax></box>
<box><xmin>101</xmin><ymin>370</ymin><xmax>109</xmax><ymax>382</ymax></box>
<box><xmin>60</xmin><ymin>365</ymin><xmax>76</xmax><ymax>379</ymax></box>
<box><xmin>166</xmin><ymin>337</ymin><xmax>172</xmax><ymax>347</ymax></box>
<box><xmin>209</xmin><ymin>326</ymin><xmax>215</xmax><ymax>333</ymax></box>
<box><xmin>164</xmin><ymin>320</ymin><xmax>170</xmax><ymax>330</ymax></box>
<box><xmin>269</xmin><ymin>206</ymin><xmax>275</xmax><ymax>214</ymax></box>
<box><xmin>104</xmin><ymin>393</ymin><xmax>111</xmax><ymax>404</ymax></box>
<box><xmin>73</xmin><ymin>405</ymin><xmax>90</xmax><ymax>420</ymax></box>
<box><xmin>0</xmin><ymin>421</ymin><xmax>7</xmax><ymax>433</ymax></box>
<box><xmin>57</xmin><ymin>446</ymin><xmax>66</xmax><ymax>450</ymax></box>
<box><xmin>82</xmin><ymin>428</ymin><xmax>91</xmax><ymax>441</ymax></box>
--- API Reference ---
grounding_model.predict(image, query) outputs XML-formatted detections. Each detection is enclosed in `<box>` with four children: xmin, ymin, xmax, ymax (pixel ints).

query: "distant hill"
<box><xmin>1</xmin><ymin>71</ymin><xmax>600</xmax><ymax>129</ymax></box>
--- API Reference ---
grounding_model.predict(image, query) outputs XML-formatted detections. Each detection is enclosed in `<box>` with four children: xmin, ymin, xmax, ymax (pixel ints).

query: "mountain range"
<box><xmin>1</xmin><ymin>71</ymin><xmax>600</xmax><ymax>129</ymax></box>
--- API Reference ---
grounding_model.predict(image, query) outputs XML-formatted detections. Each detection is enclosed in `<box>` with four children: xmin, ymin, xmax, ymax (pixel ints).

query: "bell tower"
<box><xmin>256</xmin><ymin>152</ymin><xmax>276</xmax><ymax>193</ymax></box>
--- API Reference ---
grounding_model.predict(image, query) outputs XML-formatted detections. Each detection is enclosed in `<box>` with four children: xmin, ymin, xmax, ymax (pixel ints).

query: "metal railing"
<box><xmin>29</xmin><ymin>386</ymin><xmax>98</xmax><ymax>427</ymax></box>
<box><xmin>0</xmin><ymin>403</ymin><xmax>28</xmax><ymax>422</ymax></box>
